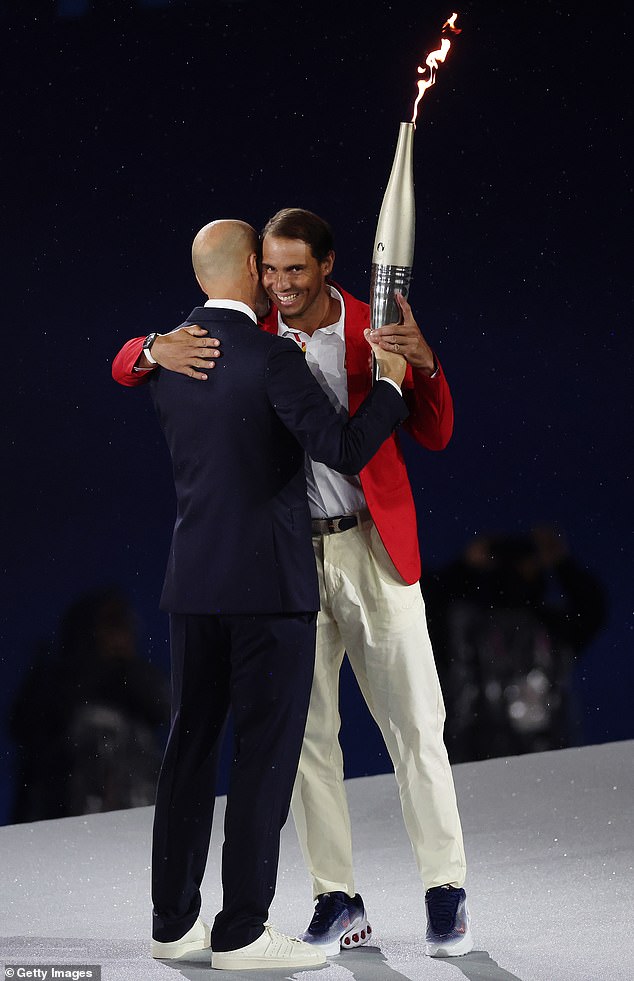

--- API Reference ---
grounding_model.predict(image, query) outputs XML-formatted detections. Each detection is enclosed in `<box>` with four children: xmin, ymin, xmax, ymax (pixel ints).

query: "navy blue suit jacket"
<box><xmin>150</xmin><ymin>306</ymin><xmax>408</xmax><ymax>615</ymax></box>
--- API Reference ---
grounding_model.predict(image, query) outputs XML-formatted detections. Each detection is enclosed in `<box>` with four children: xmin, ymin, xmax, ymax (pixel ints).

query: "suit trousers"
<box><xmin>291</xmin><ymin>519</ymin><xmax>467</xmax><ymax>898</ymax></box>
<box><xmin>152</xmin><ymin>611</ymin><xmax>316</xmax><ymax>951</ymax></box>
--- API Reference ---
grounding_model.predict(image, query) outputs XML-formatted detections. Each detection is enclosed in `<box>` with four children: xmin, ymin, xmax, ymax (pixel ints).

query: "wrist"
<box><xmin>134</xmin><ymin>352</ymin><xmax>157</xmax><ymax>371</ymax></box>
<box><xmin>376</xmin><ymin>361</ymin><xmax>397</xmax><ymax>383</ymax></box>
<box><xmin>142</xmin><ymin>332</ymin><xmax>161</xmax><ymax>365</ymax></box>
<box><xmin>414</xmin><ymin>354</ymin><xmax>439</xmax><ymax>377</ymax></box>
<box><xmin>376</xmin><ymin>361</ymin><xmax>405</xmax><ymax>387</ymax></box>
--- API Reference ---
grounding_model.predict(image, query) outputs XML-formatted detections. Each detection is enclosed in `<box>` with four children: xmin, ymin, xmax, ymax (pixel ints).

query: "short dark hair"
<box><xmin>261</xmin><ymin>208</ymin><xmax>334</xmax><ymax>262</ymax></box>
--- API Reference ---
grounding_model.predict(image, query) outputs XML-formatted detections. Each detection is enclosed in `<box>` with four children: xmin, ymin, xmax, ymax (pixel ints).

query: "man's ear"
<box><xmin>322</xmin><ymin>250</ymin><xmax>335</xmax><ymax>277</ymax></box>
<box><xmin>248</xmin><ymin>252</ymin><xmax>260</xmax><ymax>281</ymax></box>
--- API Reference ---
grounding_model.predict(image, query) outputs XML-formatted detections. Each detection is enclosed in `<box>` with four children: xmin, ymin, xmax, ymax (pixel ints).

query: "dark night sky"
<box><xmin>1</xmin><ymin>0</ymin><xmax>631</xmax><ymax>823</ymax></box>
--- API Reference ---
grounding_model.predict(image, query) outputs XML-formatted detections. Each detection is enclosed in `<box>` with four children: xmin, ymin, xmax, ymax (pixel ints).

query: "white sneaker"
<box><xmin>151</xmin><ymin>916</ymin><xmax>211</xmax><ymax>960</ymax></box>
<box><xmin>211</xmin><ymin>924</ymin><xmax>327</xmax><ymax>970</ymax></box>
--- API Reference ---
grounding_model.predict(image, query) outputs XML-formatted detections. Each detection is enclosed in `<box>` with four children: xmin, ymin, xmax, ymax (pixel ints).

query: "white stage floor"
<box><xmin>1</xmin><ymin>740</ymin><xmax>632</xmax><ymax>981</ymax></box>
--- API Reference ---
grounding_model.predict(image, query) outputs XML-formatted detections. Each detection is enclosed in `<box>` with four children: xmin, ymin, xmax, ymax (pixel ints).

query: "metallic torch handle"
<box><xmin>369</xmin><ymin>121</ymin><xmax>416</xmax><ymax>383</ymax></box>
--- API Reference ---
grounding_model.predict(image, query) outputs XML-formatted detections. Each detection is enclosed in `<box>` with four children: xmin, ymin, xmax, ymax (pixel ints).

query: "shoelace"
<box><xmin>308</xmin><ymin>891</ymin><xmax>350</xmax><ymax>930</ymax></box>
<box><xmin>426</xmin><ymin>886</ymin><xmax>461</xmax><ymax>935</ymax></box>
<box><xmin>263</xmin><ymin>926</ymin><xmax>306</xmax><ymax>956</ymax></box>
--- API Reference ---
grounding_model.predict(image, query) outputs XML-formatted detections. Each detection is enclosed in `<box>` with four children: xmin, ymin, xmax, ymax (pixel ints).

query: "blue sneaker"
<box><xmin>299</xmin><ymin>891</ymin><xmax>372</xmax><ymax>957</ymax></box>
<box><xmin>425</xmin><ymin>885</ymin><xmax>473</xmax><ymax>957</ymax></box>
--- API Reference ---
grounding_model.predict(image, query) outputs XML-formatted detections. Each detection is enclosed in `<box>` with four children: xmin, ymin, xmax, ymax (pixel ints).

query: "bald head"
<box><xmin>191</xmin><ymin>219</ymin><xmax>260</xmax><ymax>300</ymax></box>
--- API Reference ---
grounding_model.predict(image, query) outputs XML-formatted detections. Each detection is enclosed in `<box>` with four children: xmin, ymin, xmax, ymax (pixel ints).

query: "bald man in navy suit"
<box><xmin>129</xmin><ymin>219</ymin><xmax>408</xmax><ymax>970</ymax></box>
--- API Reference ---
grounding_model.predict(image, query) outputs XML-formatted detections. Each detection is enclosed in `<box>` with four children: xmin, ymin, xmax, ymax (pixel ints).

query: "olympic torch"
<box><xmin>369</xmin><ymin>121</ymin><xmax>415</xmax><ymax>383</ymax></box>
<box><xmin>369</xmin><ymin>13</ymin><xmax>461</xmax><ymax>383</ymax></box>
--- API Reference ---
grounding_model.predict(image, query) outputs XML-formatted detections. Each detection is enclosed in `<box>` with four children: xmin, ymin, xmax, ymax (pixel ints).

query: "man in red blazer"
<box><xmin>111</xmin><ymin>208</ymin><xmax>473</xmax><ymax>959</ymax></box>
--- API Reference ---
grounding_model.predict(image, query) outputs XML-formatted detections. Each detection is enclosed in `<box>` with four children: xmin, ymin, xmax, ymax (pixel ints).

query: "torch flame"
<box><xmin>411</xmin><ymin>12</ymin><xmax>461</xmax><ymax>125</ymax></box>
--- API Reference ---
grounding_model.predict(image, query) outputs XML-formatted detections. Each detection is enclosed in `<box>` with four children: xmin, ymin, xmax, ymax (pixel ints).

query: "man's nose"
<box><xmin>273</xmin><ymin>270</ymin><xmax>290</xmax><ymax>291</ymax></box>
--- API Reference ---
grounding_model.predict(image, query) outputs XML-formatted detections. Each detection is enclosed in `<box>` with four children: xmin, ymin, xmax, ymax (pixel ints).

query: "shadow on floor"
<box><xmin>167</xmin><ymin>943</ymin><xmax>526</xmax><ymax>981</ymax></box>
<box><xmin>325</xmin><ymin>946</ymin><xmax>525</xmax><ymax>981</ymax></box>
<box><xmin>0</xmin><ymin>938</ymin><xmax>525</xmax><ymax>981</ymax></box>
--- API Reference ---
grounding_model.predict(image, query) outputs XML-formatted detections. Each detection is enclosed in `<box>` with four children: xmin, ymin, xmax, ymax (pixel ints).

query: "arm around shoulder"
<box><xmin>111</xmin><ymin>336</ymin><xmax>152</xmax><ymax>387</ymax></box>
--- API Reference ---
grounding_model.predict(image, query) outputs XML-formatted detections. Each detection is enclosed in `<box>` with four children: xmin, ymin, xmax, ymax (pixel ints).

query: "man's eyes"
<box><xmin>263</xmin><ymin>266</ymin><xmax>303</xmax><ymax>273</ymax></box>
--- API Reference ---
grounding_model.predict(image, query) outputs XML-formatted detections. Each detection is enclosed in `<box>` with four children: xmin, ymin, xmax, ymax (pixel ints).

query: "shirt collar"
<box><xmin>279</xmin><ymin>285</ymin><xmax>345</xmax><ymax>340</ymax></box>
<box><xmin>203</xmin><ymin>298</ymin><xmax>257</xmax><ymax>324</ymax></box>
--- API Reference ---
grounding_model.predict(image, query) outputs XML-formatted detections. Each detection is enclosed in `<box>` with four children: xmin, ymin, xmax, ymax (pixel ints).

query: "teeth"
<box><xmin>276</xmin><ymin>293</ymin><xmax>299</xmax><ymax>303</ymax></box>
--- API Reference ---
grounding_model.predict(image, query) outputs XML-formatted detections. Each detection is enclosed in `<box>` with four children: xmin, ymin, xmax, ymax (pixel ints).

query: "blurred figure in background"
<box><xmin>9</xmin><ymin>587</ymin><xmax>170</xmax><ymax>822</ymax></box>
<box><xmin>424</xmin><ymin>524</ymin><xmax>606</xmax><ymax>762</ymax></box>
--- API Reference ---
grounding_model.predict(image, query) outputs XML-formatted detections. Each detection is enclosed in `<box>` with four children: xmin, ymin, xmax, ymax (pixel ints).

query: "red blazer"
<box><xmin>111</xmin><ymin>285</ymin><xmax>454</xmax><ymax>583</ymax></box>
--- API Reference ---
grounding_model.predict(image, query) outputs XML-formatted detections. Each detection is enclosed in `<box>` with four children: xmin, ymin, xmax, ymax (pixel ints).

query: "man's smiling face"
<box><xmin>261</xmin><ymin>235</ymin><xmax>334</xmax><ymax>329</ymax></box>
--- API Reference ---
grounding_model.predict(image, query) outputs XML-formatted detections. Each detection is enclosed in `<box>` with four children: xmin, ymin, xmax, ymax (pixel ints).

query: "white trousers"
<box><xmin>291</xmin><ymin>518</ymin><xmax>467</xmax><ymax>898</ymax></box>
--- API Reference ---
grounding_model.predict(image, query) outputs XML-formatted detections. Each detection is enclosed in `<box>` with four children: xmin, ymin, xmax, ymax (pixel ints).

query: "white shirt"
<box><xmin>204</xmin><ymin>298</ymin><xmax>257</xmax><ymax>323</ymax></box>
<box><xmin>278</xmin><ymin>286</ymin><xmax>369</xmax><ymax>519</ymax></box>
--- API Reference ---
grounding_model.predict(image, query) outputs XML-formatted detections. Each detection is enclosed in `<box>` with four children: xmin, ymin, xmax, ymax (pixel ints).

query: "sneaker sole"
<box><xmin>211</xmin><ymin>951</ymin><xmax>326</xmax><ymax>970</ymax></box>
<box><xmin>304</xmin><ymin>913</ymin><xmax>372</xmax><ymax>957</ymax></box>
<box><xmin>426</xmin><ymin>931</ymin><xmax>474</xmax><ymax>957</ymax></box>
<box><xmin>151</xmin><ymin>938</ymin><xmax>211</xmax><ymax>960</ymax></box>
<box><xmin>340</xmin><ymin>915</ymin><xmax>372</xmax><ymax>953</ymax></box>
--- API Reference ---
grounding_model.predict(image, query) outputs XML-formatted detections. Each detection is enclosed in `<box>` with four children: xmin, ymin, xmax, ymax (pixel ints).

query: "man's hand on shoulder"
<box><xmin>368</xmin><ymin>292</ymin><xmax>437</xmax><ymax>375</ymax></box>
<box><xmin>139</xmin><ymin>325</ymin><xmax>221</xmax><ymax>381</ymax></box>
